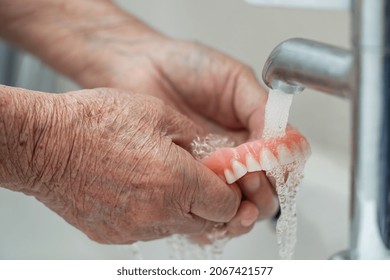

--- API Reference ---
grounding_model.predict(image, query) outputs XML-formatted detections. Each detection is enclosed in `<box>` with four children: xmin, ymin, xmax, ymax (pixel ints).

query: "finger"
<box><xmin>187</xmin><ymin>62</ymin><xmax>268</xmax><ymax>140</ymax></box>
<box><xmin>182</xmin><ymin>57</ymin><xmax>268</xmax><ymax>139</ymax></box>
<box><xmin>190</xmin><ymin>160</ymin><xmax>242</xmax><ymax>223</ymax></box>
<box><xmin>188</xmin><ymin>200</ymin><xmax>259</xmax><ymax>244</ymax></box>
<box><xmin>224</xmin><ymin>200</ymin><xmax>259</xmax><ymax>237</ymax></box>
<box><xmin>238</xmin><ymin>172</ymin><xmax>279</xmax><ymax>220</ymax></box>
<box><xmin>173</xmin><ymin>146</ymin><xmax>242</xmax><ymax>223</ymax></box>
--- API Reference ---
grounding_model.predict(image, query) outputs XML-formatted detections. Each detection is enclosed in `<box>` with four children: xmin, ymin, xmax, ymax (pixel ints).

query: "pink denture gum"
<box><xmin>196</xmin><ymin>127</ymin><xmax>311</xmax><ymax>184</ymax></box>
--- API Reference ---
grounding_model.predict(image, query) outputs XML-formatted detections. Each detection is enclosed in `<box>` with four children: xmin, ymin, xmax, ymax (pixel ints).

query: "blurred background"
<box><xmin>0</xmin><ymin>0</ymin><xmax>350</xmax><ymax>259</ymax></box>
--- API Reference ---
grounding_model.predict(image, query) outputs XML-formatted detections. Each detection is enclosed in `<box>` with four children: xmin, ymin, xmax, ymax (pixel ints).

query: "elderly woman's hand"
<box><xmin>0</xmin><ymin>86</ymin><xmax>241</xmax><ymax>243</ymax></box>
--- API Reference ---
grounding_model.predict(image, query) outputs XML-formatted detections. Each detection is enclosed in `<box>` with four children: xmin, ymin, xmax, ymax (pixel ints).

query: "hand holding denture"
<box><xmin>84</xmin><ymin>35</ymin><xmax>285</xmax><ymax>238</ymax></box>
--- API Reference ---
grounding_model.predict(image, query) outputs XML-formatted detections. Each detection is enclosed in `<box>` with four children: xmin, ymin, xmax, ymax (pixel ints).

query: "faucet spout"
<box><xmin>262</xmin><ymin>38</ymin><xmax>354</xmax><ymax>98</ymax></box>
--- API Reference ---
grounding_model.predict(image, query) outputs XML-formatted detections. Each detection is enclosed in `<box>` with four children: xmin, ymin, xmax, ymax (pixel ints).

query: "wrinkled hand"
<box><xmin>15</xmin><ymin>88</ymin><xmax>241</xmax><ymax>243</ymax></box>
<box><xmin>77</xmin><ymin>35</ymin><xmax>279</xmax><ymax>239</ymax></box>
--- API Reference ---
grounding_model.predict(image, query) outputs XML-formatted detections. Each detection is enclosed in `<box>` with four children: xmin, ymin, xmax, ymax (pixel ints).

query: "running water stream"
<box><xmin>262</xmin><ymin>89</ymin><xmax>307</xmax><ymax>259</ymax></box>
<box><xmin>262</xmin><ymin>89</ymin><xmax>294</xmax><ymax>139</ymax></box>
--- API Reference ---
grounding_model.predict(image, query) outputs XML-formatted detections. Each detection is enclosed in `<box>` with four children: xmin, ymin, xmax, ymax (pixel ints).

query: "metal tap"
<box><xmin>262</xmin><ymin>38</ymin><xmax>354</xmax><ymax>97</ymax></box>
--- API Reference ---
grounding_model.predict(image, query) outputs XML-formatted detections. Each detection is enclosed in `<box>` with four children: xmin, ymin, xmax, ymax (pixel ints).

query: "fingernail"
<box><xmin>241</xmin><ymin>173</ymin><xmax>261</xmax><ymax>194</ymax></box>
<box><xmin>240</xmin><ymin>216</ymin><xmax>257</xmax><ymax>227</ymax></box>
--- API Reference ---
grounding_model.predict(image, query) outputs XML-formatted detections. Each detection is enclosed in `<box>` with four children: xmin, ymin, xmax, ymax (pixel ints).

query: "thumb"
<box><xmin>173</xmin><ymin>146</ymin><xmax>242</xmax><ymax>223</ymax></box>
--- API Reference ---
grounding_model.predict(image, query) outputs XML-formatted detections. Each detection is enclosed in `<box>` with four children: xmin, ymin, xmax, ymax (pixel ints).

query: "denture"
<box><xmin>200</xmin><ymin>127</ymin><xmax>311</xmax><ymax>184</ymax></box>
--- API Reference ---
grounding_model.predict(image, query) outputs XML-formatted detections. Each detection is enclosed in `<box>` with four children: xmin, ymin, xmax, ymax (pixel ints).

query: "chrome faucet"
<box><xmin>262</xmin><ymin>38</ymin><xmax>354</xmax><ymax>97</ymax></box>
<box><xmin>253</xmin><ymin>0</ymin><xmax>390</xmax><ymax>259</ymax></box>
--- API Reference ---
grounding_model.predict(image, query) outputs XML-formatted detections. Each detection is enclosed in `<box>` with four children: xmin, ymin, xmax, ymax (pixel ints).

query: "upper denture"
<box><xmin>200</xmin><ymin>127</ymin><xmax>311</xmax><ymax>184</ymax></box>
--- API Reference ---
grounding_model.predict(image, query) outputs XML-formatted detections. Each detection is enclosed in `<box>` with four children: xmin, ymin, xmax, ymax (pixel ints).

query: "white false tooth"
<box><xmin>277</xmin><ymin>144</ymin><xmax>294</xmax><ymax>165</ymax></box>
<box><xmin>260</xmin><ymin>148</ymin><xmax>279</xmax><ymax>171</ymax></box>
<box><xmin>231</xmin><ymin>160</ymin><xmax>247</xmax><ymax>180</ymax></box>
<box><xmin>224</xmin><ymin>169</ymin><xmax>236</xmax><ymax>184</ymax></box>
<box><xmin>245</xmin><ymin>154</ymin><xmax>262</xmax><ymax>172</ymax></box>
<box><xmin>300</xmin><ymin>139</ymin><xmax>312</xmax><ymax>158</ymax></box>
<box><xmin>291</xmin><ymin>143</ymin><xmax>302</xmax><ymax>161</ymax></box>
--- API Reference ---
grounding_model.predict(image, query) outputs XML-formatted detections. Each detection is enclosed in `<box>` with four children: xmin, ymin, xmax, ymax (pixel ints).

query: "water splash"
<box><xmin>166</xmin><ymin>229</ymin><xmax>230</xmax><ymax>260</ymax></box>
<box><xmin>266</xmin><ymin>161</ymin><xmax>305</xmax><ymax>259</ymax></box>
<box><xmin>191</xmin><ymin>134</ymin><xmax>235</xmax><ymax>160</ymax></box>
